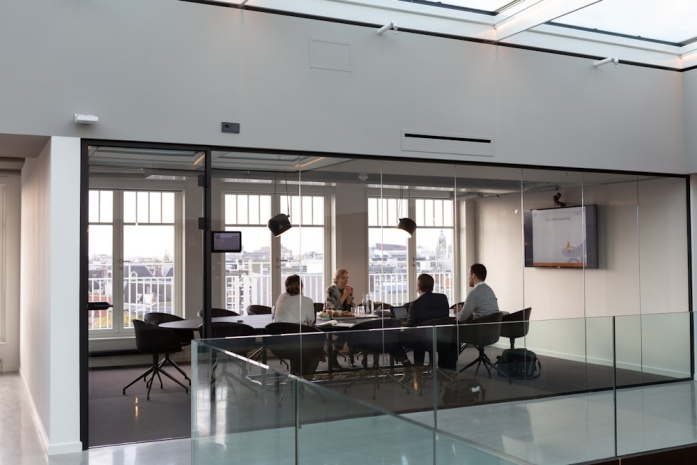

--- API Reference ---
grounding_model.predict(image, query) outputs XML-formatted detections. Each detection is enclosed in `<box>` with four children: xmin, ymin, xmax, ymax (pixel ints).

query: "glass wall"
<box><xmin>85</xmin><ymin>144</ymin><xmax>691</xmax><ymax>448</ymax></box>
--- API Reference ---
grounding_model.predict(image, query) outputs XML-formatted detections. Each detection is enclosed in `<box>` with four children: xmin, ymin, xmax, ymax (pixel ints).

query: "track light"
<box><xmin>377</xmin><ymin>21</ymin><xmax>398</xmax><ymax>35</ymax></box>
<box><xmin>397</xmin><ymin>217</ymin><xmax>417</xmax><ymax>237</ymax></box>
<box><xmin>268</xmin><ymin>213</ymin><xmax>292</xmax><ymax>237</ymax></box>
<box><xmin>593</xmin><ymin>57</ymin><xmax>619</xmax><ymax>67</ymax></box>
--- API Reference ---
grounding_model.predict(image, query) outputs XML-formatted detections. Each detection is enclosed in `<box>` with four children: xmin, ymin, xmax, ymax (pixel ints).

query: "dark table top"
<box><xmin>159</xmin><ymin>314</ymin><xmax>273</xmax><ymax>330</ymax></box>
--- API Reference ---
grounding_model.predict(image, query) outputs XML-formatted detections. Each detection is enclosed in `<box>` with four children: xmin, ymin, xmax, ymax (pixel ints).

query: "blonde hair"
<box><xmin>333</xmin><ymin>268</ymin><xmax>349</xmax><ymax>284</ymax></box>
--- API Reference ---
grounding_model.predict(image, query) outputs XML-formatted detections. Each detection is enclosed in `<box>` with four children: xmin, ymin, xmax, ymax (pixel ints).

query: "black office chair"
<box><xmin>196</xmin><ymin>308</ymin><xmax>240</xmax><ymax>318</ymax></box>
<box><xmin>457</xmin><ymin>311</ymin><xmax>511</xmax><ymax>383</ymax></box>
<box><xmin>198</xmin><ymin>322</ymin><xmax>259</xmax><ymax>396</ymax></box>
<box><xmin>373</xmin><ymin>301</ymin><xmax>392</xmax><ymax>312</ymax></box>
<box><xmin>123</xmin><ymin>320</ymin><xmax>189</xmax><ymax>399</ymax></box>
<box><xmin>500</xmin><ymin>307</ymin><xmax>532</xmax><ymax>349</ymax></box>
<box><xmin>264</xmin><ymin>322</ymin><xmax>327</xmax><ymax>403</ymax></box>
<box><xmin>344</xmin><ymin>318</ymin><xmax>410</xmax><ymax>398</ymax></box>
<box><xmin>417</xmin><ymin>316</ymin><xmax>457</xmax><ymax>368</ymax></box>
<box><xmin>246</xmin><ymin>304</ymin><xmax>272</xmax><ymax>315</ymax></box>
<box><xmin>264</xmin><ymin>322</ymin><xmax>326</xmax><ymax>378</ymax></box>
<box><xmin>143</xmin><ymin>312</ymin><xmax>194</xmax><ymax>383</ymax></box>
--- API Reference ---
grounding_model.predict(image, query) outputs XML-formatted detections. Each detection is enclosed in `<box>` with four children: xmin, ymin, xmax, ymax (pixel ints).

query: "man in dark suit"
<box><xmin>405</xmin><ymin>273</ymin><xmax>450</xmax><ymax>366</ymax></box>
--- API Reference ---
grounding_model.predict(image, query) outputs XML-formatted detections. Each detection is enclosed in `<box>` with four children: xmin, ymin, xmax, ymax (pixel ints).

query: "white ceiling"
<box><xmin>228</xmin><ymin>0</ymin><xmax>697</xmax><ymax>69</ymax></box>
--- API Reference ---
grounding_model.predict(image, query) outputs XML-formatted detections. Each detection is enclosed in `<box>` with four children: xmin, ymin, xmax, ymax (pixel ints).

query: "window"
<box><xmin>222</xmin><ymin>193</ymin><xmax>273</xmax><ymax>311</ymax></box>
<box><xmin>88</xmin><ymin>189</ymin><xmax>179</xmax><ymax>335</ymax></box>
<box><xmin>222</xmin><ymin>192</ymin><xmax>327</xmax><ymax>311</ymax></box>
<box><xmin>279</xmin><ymin>195</ymin><xmax>325</xmax><ymax>303</ymax></box>
<box><xmin>368</xmin><ymin>196</ymin><xmax>409</xmax><ymax>306</ymax></box>
<box><xmin>414</xmin><ymin>198</ymin><xmax>455</xmax><ymax>301</ymax></box>
<box><xmin>368</xmin><ymin>195</ymin><xmax>456</xmax><ymax>305</ymax></box>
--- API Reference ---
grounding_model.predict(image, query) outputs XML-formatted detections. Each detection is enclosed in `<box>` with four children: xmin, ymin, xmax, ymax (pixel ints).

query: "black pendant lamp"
<box><xmin>268</xmin><ymin>213</ymin><xmax>292</xmax><ymax>237</ymax></box>
<box><xmin>397</xmin><ymin>217</ymin><xmax>417</xmax><ymax>237</ymax></box>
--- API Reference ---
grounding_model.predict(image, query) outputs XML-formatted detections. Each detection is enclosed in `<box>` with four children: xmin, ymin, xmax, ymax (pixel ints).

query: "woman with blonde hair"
<box><xmin>324</xmin><ymin>268</ymin><xmax>355</xmax><ymax>311</ymax></box>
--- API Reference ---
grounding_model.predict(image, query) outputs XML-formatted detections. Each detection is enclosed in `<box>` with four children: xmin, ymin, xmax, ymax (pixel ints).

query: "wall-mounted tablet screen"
<box><xmin>211</xmin><ymin>231</ymin><xmax>242</xmax><ymax>253</ymax></box>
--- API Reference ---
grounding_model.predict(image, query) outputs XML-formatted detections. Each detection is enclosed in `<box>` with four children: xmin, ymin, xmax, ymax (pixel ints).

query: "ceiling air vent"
<box><xmin>401</xmin><ymin>131</ymin><xmax>494</xmax><ymax>157</ymax></box>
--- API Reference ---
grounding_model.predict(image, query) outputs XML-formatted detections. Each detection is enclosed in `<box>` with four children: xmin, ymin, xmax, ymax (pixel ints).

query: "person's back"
<box><xmin>274</xmin><ymin>292</ymin><xmax>315</xmax><ymax>326</ymax></box>
<box><xmin>406</xmin><ymin>291</ymin><xmax>449</xmax><ymax>326</ymax></box>
<box><xmin>274</xmin><ymin>274</ymin><xmax>315</xmax><ymax>326</ymax></box>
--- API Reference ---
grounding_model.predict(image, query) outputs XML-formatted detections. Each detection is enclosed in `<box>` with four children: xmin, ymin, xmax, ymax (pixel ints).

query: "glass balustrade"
<box><xmin>192</xmin><ymin>312</ymin><xmax>693</xmax><ymax>464</ymax></box>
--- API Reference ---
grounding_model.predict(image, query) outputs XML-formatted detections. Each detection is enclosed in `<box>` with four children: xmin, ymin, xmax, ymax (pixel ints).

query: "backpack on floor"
<box><xmin>496</xmin><ymin>348</ymin><xmax>541</xmax><ymax>379</ymax></box>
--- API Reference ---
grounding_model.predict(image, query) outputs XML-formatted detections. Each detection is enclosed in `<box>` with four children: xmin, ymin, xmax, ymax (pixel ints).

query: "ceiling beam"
<box><xmin>494</xmin><ymin>0</ymin><xmax>603</xmax><ymax>42</ymax></box>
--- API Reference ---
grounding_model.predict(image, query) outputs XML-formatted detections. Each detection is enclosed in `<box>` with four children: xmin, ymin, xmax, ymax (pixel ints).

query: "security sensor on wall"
<box><xmin>593</xmin><ymin>57</ymin><xmax>619</xmax><ymax>67</ymax></box>
<box><xmin>74</xmin><ymin>114</ymin><xmax>99</xmax><ymax>124</ymax></box>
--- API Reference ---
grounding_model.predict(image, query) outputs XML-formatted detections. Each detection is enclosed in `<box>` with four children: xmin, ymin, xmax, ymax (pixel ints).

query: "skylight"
<box><xmin>197</xmin><ymin>0</ymin><xmax>697</xmax><ymax>68</ymax></box>
<box><xmin>551</xmin><ymin>0</ymin><xmax>697</xmax><ymax>46</ymax></box>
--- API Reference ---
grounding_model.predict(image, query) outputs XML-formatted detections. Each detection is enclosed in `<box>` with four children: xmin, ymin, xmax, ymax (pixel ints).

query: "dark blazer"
<box><xmin>405</xmin><ymin>292</ymin><xmax>449</xmax><ymax>326</ymax></box>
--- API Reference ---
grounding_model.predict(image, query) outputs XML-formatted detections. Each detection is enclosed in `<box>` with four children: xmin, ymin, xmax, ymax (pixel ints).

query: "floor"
<box><xmin>4</xmin><ymin>368</ymin><xmax>697</xmax><ymax>465</ymax></box>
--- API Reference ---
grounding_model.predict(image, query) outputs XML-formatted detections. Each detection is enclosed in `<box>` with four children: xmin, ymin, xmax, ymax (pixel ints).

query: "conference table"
<box><xmin>159</xmin><ymin>314</ymin><xmax>273</xmax><ymax>331</ymax></box>
<box><xmin>159</xmin><ymin>313</ymin><xmax>391</xmax><ymax>377</ymax></box>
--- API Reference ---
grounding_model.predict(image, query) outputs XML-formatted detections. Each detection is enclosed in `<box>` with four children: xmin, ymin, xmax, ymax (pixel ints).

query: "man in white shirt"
<box><xmin>457</xmin><ymin>263</ymin><xmax>499</xmax><ymax>322</ymax></box>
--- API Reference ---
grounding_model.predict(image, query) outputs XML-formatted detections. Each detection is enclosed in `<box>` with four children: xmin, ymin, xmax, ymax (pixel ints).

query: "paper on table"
<box><xmin>316</xmin><ymin>319</ymin><xmax>338</xmax><ymax>327</ymax></box>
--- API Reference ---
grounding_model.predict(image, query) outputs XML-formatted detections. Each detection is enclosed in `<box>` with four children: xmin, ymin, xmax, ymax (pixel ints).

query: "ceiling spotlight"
<box><xmin>74</xmin><ymin>114</ymin><xmax>99</xmax><ymax>124</ymax></box>
<box><xmin>268</xmin><ymin>213</ymin><xmax>292</xmax><ymax>237</ymax></box>
<box><xmin>358</xmin><ymin>173</ymin><xmax>368</xmax><ymax>181</ymax></box>
<box><xmin>397</xmin><ymin>217</ymin><xmax>417</xmax><ymax>237</ymax></box>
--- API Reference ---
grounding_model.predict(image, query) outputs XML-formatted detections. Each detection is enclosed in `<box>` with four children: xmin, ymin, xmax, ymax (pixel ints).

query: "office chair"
<box><xmin>457</xmin><ymin>311</ymin><xmax>511</xmax><ymax>383</ymax></box>
<box><xmin>197</xmin><ymin>322</ymin><xmax>259</xmax><ymax>397</ymax></box>
<box><xmin>313</xmin><ymin>302</ymin><xmax>324</xmax><ymax>314</ymax></box>
<box><xmin>408</xmin><ymin>316</ymin><xmax>457</xmax><ymax>392</ymax></box>
<box><xmin>143</xmin><ymin>312</ymin><xmax>194</xmax><ymax>383</ymax></box>
<box><xmin>196</xmin><ymin>308</ymin><xmax>240</xmax><ymax>318</ymax></box>
<box><xmin>123</xmin><ymin>320</ymin><xmax>189</xmax><ymax>399</ymax></box>
<box><xmin>264</xmin><ymin>322</ymin><xmax>327</xmax><ymax>403</ymax></box>
<box><xmin>500</xmin><ymin>307</ymin><xmax>532</xmax><ymax>349</ymax></box>
<box><xmin>417</xmin><ymin>316</ymin><xmax>457</xmax><ymax>367</ymax></box>
<box><xmin>343</xmin><ymin>318</ymin><xmax>410</xmax><ymax>399</ymax></box>
<box><xmin>246</xmin><ymin>304</ymin><xmax>272</xmax><ymax>315</ymax></box>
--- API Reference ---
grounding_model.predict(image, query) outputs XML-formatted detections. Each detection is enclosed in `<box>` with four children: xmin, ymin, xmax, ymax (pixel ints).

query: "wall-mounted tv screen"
<box><xmin>524</xmin><ymin>205</ymin><xmax>598</xmax><ymax>269</ymax></box>
<box><xmin>211</xmin><ymin>231</ymin><xmax>242</xmax><ymax>253</ymax></box>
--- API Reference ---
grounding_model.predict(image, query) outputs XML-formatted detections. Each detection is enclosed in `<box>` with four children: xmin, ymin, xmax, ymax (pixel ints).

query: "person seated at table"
<box><xmin>457</xmin><ymin>263</ymin><xmax>499</xmax><ymax>322</ymax></box>
<box><xmin>273</xmin><ymin>274</ymin><xmax>316</xmax><ymax>326</ymax></box>
<box><xmin>404</xmin><ymin>273</ymin><xmax>450</xmax><ymax>367</ymax></box>
<box><xmin>406</xmin><ymin>273</ymin><xmax>449</xmax><ymax>327</ymax></box>
<box><xmin>272</xmin><ymin>274</ymin><xmax>326</xmax><ymax>380</ymax></box>
<box><xmin>325</xmin><ymin>268</ymin><xmax>355</xmax><ymax>311</ymax></box>
<box><xmin>324</xmin><ymin>268</ymin><xmax>355</xmax><ymax>367</ymax></box>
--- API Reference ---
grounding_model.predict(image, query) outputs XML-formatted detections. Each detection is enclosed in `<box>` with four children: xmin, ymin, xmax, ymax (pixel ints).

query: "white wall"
<box><xmin>0</xmin><ymin>0</ymin><xmax>687</xmax><ymax>174</ymax></box>
<box><xmin>684</xmin><ymin>70</ymin><xmax>697</xmax><ymax>173</ymax></box>
<box><xmin>473</xmin><ymin>176</ymin><xmax>690</xmax><ymax>377</ymax></box>
<box><xmin>20</xmin><ymin>137</ymin><xmax>81</xmax><ymax>454</ymax></box>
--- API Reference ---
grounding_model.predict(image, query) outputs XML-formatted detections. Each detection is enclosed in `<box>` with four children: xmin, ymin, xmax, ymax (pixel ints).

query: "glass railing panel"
<box><xmin>192</xmin><ymin>337</ymin><xmax>523</xmax><ymax>465</ymax></box>
<box><xmin>617</xmin><ymin>312</ymin><xmax>691</xmax><ymax>382</ymax></box>
<box><xmin>614</xmin><ymin>312</ymin><xmax>693</xmax><ymax>457</ymax></box>
<box><xmin>429</xmin><ymin>316</ymin><xmax>619</xmax><ymax>464</ymax></box>
<box><xmin>192</xmin><ymin>311</ymin><xmax>693</xmax><ymax>465</ymax></box>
